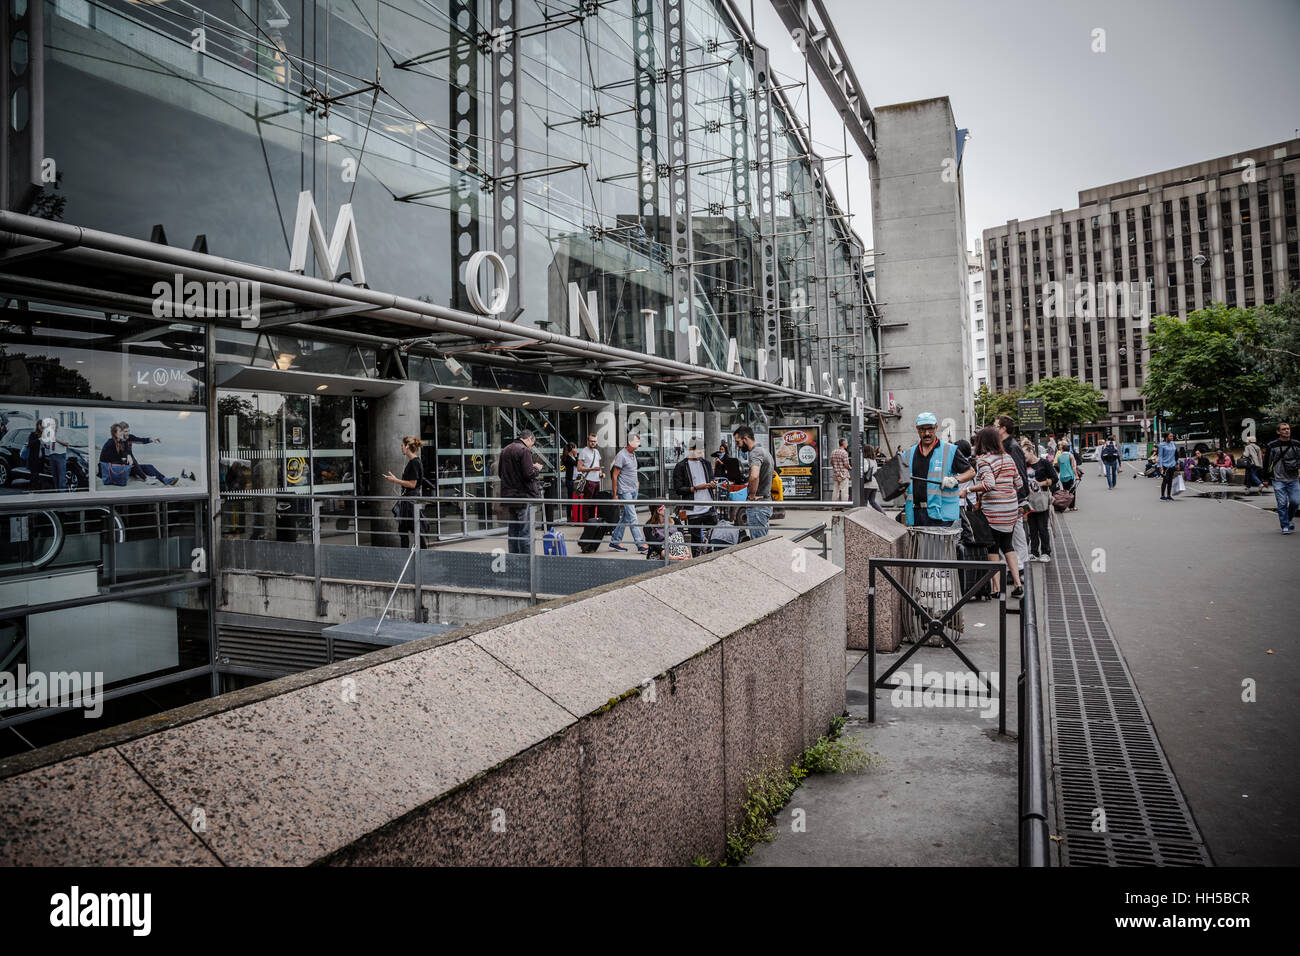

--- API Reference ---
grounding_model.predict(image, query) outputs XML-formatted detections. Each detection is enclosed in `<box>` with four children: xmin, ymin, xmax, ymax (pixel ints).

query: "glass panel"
<box><xmin>0</xmin><ymin>304</ymin><xmax>206</xmax><ymax>405</ymax></box>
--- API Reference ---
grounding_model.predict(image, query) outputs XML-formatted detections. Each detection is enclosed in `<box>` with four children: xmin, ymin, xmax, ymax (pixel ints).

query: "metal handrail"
<box><xmin>1019</xmin><ymin>571</ymin><xmax>1050</xmax><ymax>866</ymax></box>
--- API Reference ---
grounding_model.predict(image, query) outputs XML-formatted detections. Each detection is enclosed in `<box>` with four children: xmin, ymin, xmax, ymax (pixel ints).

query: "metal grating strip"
<box><xmin>1044</xmin><ymin>519</ymin><xmax>1211</xmax><ymax>866</ymax></box>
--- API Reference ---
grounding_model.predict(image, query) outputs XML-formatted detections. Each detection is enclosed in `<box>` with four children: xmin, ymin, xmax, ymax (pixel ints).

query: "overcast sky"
<box><xmin>752</xmin><ymin>0</ymin><xmax>1300</xmax><ymax>252</ymax></box>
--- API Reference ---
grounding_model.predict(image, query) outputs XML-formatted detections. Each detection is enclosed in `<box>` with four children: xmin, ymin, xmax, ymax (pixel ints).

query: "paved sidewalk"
<box><xmin>747</xmin><ymin>588</ymin><xmax>1022</xmax><ymax>866</ymax></box>
<box><xmin>1060</xmin><ymin>471</ymin><xmax>1300</xmax><ymax>864</ymax></box>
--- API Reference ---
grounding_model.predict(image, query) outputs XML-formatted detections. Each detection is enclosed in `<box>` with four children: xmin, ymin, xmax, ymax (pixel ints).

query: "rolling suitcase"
<box><xmin>578</xmin><ymin>490</ymin><xmax>617</xmax><ymax>553</ymax></box>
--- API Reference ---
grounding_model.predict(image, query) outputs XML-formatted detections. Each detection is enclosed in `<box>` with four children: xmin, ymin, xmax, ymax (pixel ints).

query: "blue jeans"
<box><xmin>48</xmin><ymin>452</ymin><xmax>67</xmax><ymax>491</ymax></box>
<box><xmin>1243</xmin><ymin>464</ymin><xmax>1263</xmax><ymax>489</ymax></box>
<box><xmin>1273</xmin><ymin>479</ymin><xmax>1300</xmax><ymax>530</ymax></box>
<box><xmin>610</xmin><ymin>490</ymin><xmax>645</xmax><ymax>546</ymax></box>
<box><xmin>746</xmin><ymin>504</ymin><xmax>772</xmax><ymax>539</ymax></box>
<box><xmin>507</xmin><ymin>504</ymin><xmax>532</xmax><ymax>554</ymax></box>
<box><xmin>1104</xmin><ymin>460</ymin><xmax>1117</xmax><ymax>487</ymax></box>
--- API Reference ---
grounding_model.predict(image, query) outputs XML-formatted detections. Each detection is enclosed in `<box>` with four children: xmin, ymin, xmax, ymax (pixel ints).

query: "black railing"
<box><xmin>866</xmin><ymin>555</ymin><xmax>1007</xmax><ymax>734</ymax></box>
<box><xmin>1018</xmin><ymin>571</ymin><xmax>1051</xmax><ymax>866</ymax></box>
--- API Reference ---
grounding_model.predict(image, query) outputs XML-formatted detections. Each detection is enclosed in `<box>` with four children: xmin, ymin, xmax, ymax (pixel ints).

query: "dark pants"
<box><xmin>864</xmin><ymin>488</ymin><xmax>886</xmax><ymax>514</ymax></box>
<box><xmin>911</xmin><ymin>508</ymin><xmax>955</xmax><ymax>528</ymax></box>
<box><xmin>133</xmin><ymin>463</ymin><xmax>169</xmax><ymax>483</ymax></box>
<box><xmin>1243</xmin><ymin>463</ymin><xmax>1263</xmax><ymax>489</ymax></box>
<box><xmin>1028</xmin><ymin>510</ymin><xmax>1051</xmax><ymax>556</ymax></box>
<box><xmin>687</xmin><ymin>509</ymin><xmax>718</xmax><ymax>556</ymax></box>
<box><xmin>507</xmin><ymin>505</ymin><xmax>532</xmax><ymax>554</ymax></box>
<box><xmin>1160</xmin><ymin>466</ymin><xmax>1176</xmax><ymax>498</ymax></box>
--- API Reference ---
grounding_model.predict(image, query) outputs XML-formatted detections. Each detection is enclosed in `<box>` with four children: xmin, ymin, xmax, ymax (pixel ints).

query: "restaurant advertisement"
<box><xmin>770</xmin><ymin>425</ymin><xmax>821</xmax><ymax>501</ymax></box>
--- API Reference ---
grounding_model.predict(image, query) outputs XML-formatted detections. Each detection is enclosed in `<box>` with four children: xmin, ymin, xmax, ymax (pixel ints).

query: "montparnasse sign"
<box><xmin>286</xmin><ymin>190</ymin><xmax>859</xmax><ymax>403</ymax></box>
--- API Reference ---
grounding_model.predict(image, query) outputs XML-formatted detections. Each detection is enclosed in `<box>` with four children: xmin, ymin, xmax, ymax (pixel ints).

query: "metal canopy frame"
<box><xmin>0</xmin><ymin>210</ymin><xmax>868</xmax><ymax>412</ymax></box>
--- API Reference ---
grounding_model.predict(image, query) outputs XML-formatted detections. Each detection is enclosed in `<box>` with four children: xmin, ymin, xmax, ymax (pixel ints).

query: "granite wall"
<box><xmin>0</xmin><ymin>536</ymin><xmax>844</xmax><ymax>867</ymax></box>
<box><xmin>839</xmin><ymin>508</ymin><xmax>908</xmax><ymax>652</ymax></box>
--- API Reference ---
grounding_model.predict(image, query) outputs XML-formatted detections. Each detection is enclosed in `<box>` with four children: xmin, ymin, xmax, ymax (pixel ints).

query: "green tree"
<box><xmin>1241</xmin><ymin>289</ymin><xmax>1300</xmax><ymax>420</ymax></box>
<box><xmin>973</xmin><ymin>384</ymin><xmax>1023</xmax><ymax>427</ymax></box>
<box><xmin>1142</xmin><ymin>305</ymin><xmax>1269</xmax><ymax>442</ymax></box>
<box><xmin>1023</xmin><ymin>377</ymin><xmax>1107</xmax><ymax>435</ymax></box>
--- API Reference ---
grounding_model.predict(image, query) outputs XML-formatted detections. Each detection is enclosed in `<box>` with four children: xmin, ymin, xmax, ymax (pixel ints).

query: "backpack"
<box><xmin>1101</xmin><ymin>444</ymin><xmax>1118</xmax><ymax>462</ymax></box>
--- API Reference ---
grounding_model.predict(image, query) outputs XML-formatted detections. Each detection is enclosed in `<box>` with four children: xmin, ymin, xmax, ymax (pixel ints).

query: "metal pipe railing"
<box><xmin>216</xmin><ymin>492</ymin><xmax>853</xmax><ymax>610</ymax></box>
<box><xmin>1019</xmin><ymin>571</ymin><xmax>1051</xmax><ymax>866</ymax></box>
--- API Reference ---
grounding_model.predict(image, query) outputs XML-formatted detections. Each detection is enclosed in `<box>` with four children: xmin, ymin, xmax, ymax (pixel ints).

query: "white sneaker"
<box><xmin>1039</xmin><ymin>554</ymin><xmax>1051</xmax><ymax>563</ymax></box>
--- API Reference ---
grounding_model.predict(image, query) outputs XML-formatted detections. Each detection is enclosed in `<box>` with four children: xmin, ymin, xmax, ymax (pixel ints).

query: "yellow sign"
<box><xmin>471</xmin><ymin>454</ymin><xmax>484</xmax><ymax>474</ymax></box>
<box><xmin>285</xmin><ymin>456</ymin><xmax>308</xmax><ymax>486</ymax></box>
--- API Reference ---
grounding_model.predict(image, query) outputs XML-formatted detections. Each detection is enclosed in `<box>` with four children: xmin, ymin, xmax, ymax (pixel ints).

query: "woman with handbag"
<box><xmin>972</xmin><ymin>426</ymin><xmax>1025</xmax><ymax>598</ymax></box>
<box><xmin>1055</xmin><ymin>441</ymin><xmax>1079</xmax><ymax>511</ymax></box>
<box><xmin>1021</xmin><ymin>440</ymin><xmax>1058</xmax><ymax>563</ymax></box>
<box><xmin>383</xmin><ymin>435</ymin><xmax>427</xmax><ymax>549</ymax></box>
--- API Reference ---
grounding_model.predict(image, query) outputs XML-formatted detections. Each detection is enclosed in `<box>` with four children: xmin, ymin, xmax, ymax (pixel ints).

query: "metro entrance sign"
<box><xmin>1018</xmin><ymin>398</ymin><xmax>1047</xmax><ymax>431</ymax></box>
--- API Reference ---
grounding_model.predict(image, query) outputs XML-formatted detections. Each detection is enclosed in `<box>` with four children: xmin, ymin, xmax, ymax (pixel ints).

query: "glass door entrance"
<box><xmin>218</xmin><ymin>389</ymin><xmax>361</xmax><ymax>542</ymax></box>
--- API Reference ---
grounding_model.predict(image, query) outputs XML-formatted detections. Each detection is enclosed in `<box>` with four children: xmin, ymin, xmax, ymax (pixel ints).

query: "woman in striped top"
<box><xmin>973</xmin><ymin>426</ymin><xmax>1025</xmax><ymax>597</ymax></box>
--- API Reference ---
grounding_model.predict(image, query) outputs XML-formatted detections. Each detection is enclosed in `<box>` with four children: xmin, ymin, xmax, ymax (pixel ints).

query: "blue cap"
<box><xmin>915</xmin><ymin>412</ymin><xmax>938</xmax><ymax>426</ymax></box>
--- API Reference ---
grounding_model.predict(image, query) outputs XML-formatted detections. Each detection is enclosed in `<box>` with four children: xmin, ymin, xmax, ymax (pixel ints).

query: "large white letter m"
<box><xmin>289</xmin><ymin>190</ymin><xmax>367</xmax><ymax>286</ymax></box>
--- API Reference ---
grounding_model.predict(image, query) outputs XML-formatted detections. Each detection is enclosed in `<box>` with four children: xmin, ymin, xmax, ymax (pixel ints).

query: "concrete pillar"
<box><xmin>704</xmin><ymin>411</ymin><xmax>722</xmax><ymax>457</ymax></box>
<box><xmin>369</xmin><ymin>381</ymin><xmax>421</xmax><ymax>545</ymax></box>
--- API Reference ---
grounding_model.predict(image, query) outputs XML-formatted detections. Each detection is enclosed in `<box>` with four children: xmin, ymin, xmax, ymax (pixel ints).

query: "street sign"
<box><xmin>1017</xmin><ymin>398</ymin><xmax>1047</xmax><ymax>430</ymax></box>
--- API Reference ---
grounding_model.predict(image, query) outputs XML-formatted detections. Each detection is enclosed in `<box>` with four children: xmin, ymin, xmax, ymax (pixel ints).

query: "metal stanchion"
<box><xmin>528</xmin><ymin>504</ymin><xmax>538</xmax><ymax>606</ymax></box>
<box><xmin>413</xmin><ymin>502</ymin><xmax>427</xmax><ymax>622</ymax></box>
<box><xmin>312</xmin><ymin>499</ymin><xmax>326</xmax><ymax>617</ymax></box>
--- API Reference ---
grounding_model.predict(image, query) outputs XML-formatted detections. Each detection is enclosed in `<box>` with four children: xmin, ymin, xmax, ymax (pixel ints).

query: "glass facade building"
<box><xmin>1</xmin><ymin>0</ymin><xmax>880</xmax><ymax>749</ymax></box>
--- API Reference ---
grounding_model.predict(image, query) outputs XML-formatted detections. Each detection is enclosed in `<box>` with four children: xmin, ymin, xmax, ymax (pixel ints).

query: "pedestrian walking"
<box><xmin>1241</xmin><ymin>436</ymin><xmax>1265</xmax><ymax>492</ymax></box>
<box><xmin>732</xmin><ymin>425</ymin><xmax>775</xmax><ymax>538</ymax></box>
<box><xmin>1157</xmin><ymin>431</ymin><xmax>1179</xmax><ymax>501</ymax></box>
<box><xmin>972</xmin><ymin>426</ymin><xmax>1025</xmax><ymax>598</ymax></box>
<box><xmin>901</xmin><ymin>412</ymin><xmax>974</xmax><ymax>528</ymax></box>
<box><xmin>830</xmin><ymin>438</ymin><xmax>851</xmax><ymax>502</ymax></box>
<box><xmin>1101</xmin><ymin>435</ymin><xmax>1121</xmax><ymax>489</ymax></box>
<box><xmin>383</xmin><ymin>435</ymin><xmax>428</xmax><ymax>550</ymax></box>
<box><xmin>561</xmin><ymin>441</ymin><xmax>579</xmax><ymax>521</ymax></box>
<box><xmin>1056</xmin><ymin>440</ymin><xmax>1079</xmax><ymax>510</ymax></box>
<box><xmin>1021</xmin><ymin>440</ymin><xmax>1058</xmax><ymax>563</ymax></box>
<box><xmin>861</xmin><ymin>443</ymin><xmax>886</xmax><ymax>515</ymax></box>
<box><xmin>574</xmin><ymin>432</ymin><xmax>603</xmax><ymax>523</ymax></box>
<box><xmin>497</xmin><ymin>430</ymin><xmax>542</xmax><ymax>553</ymax></box>
<box><xmin>608</xmin><ymin>432</ymin><xmax>647</xmax><ymax>553</ymax></box>
<box><xmin>1262</xmin><ymin>422</ymin><xmax>1300</xmax><ymax>534</ymax></box>
<box><xmin>994</xmin><ymin>414</ymin><xmax>1032</xmax><ymax>570</ymax></box>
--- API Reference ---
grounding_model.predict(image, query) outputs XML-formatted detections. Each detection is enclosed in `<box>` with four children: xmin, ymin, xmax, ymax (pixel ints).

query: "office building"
<box><xmin>982</xmin><ymin>138</ymin><xmax>1300</xmax><ymax>444</ymax></box>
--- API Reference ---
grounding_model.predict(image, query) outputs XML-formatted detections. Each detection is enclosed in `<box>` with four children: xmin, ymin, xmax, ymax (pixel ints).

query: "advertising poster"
<box><xmin>3</xmin><ymin>405</ymin><xmax>206</xmax><ymax>503</ymax></box>
<box><xmin>89</xmin><ymin>408</ymin><xmax>208</xmax><ymax>498</ymax></box>
<box><xmin>770</xmin><ymin>425</ymin><xmax>821</xmax><ymax>501</ymax></box>
<box><xmin>0</xmin><ymin>404</ymin><xmax>92</xmax><ymax>499</ymax></box>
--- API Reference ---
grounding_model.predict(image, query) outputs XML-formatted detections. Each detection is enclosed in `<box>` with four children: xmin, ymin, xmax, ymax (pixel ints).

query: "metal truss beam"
<box><xmin>769</xmin><ymin>0</ymin><xmax>876</xmax><ymax>161</ymax></box>
<box><xmin>492</xmin><ymin>0</ymin><xmax>521</xmax><ymax>319</ymax></box>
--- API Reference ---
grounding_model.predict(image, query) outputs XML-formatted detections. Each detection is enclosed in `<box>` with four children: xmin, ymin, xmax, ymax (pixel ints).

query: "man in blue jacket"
<box><xmin>903</xmin><ymin>412</ymin><xmax>974</xmax><ymax>527</ymax></box>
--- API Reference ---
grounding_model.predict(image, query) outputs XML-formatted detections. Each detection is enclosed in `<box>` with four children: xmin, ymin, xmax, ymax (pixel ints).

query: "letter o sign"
<box><xmin>464</xmin><ymin>250</ymin><xmax>510</xmax><ymax>315</ymax></box>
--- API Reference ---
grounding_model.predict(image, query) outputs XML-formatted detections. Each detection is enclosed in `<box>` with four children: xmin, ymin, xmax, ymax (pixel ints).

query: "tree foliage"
<box><xmin>1243</xmin><ymin>288</ymin><xmax>1300</xmax><ymax>421</ymax></box>
<box><xmin>973</xmin><ymin>384</ymin><xmax>1023</xmax><ymax>426</ymax></box>
<box><xmin>1023</xmin><ymin>377</ymin><xmax>1107</xmax><ymax>435</ymax></box>
<box><xmin>1142</xmin><ymin>305</ymin><xmax>1270</xmax><ymax>441</ymax></box>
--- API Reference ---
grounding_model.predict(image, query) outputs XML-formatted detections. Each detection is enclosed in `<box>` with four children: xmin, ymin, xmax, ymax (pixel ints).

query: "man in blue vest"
<box><xmin>903</xmin><ymin>412</ymin><xmax>975</xmax><ymax>527</ymax></box>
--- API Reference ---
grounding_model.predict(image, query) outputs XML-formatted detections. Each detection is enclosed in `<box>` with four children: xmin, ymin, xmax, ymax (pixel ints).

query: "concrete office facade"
<box><xmin>0</xmin><ymin>0</ymin><xmax>881</xmax><ymax>750</ymax></box>
<box><xmin>869</xmin><ymin>97</ymin><xmax>974</xmax><ymax>451</ymax></box>
<box><xmin>982</xmin><ymin>139</ymin><xmax>1300</xmax><ymax>443</ymax></box>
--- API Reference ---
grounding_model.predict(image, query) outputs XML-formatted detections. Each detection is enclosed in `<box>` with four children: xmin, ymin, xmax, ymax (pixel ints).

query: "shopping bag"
<box><xmin>1171</xmin><ymin>474</ymin><xmax>1186</xmax><ymax>496</ymax></box>
<box><xmin>876</xmin><ymin>453</ymin><xmax>906</xmax><ymax>501</ymax></box>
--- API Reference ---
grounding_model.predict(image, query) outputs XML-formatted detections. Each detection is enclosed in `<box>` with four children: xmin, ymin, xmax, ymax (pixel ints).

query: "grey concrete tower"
<box><xmin>869</xmin><ymin>96</ymin><xmax>974</xmax><ymax>452</ymax></box>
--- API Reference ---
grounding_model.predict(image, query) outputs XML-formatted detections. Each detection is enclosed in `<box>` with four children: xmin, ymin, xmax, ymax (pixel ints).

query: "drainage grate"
<box><xmin>1044</xmin><ymin>520</ymin><xmax>1211</xmax><ymax>867</ymax></box>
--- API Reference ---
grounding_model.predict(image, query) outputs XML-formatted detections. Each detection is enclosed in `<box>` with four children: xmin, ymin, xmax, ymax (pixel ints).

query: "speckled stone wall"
<box><xmin>841</xmin><ymin>508</ymin><xmax>909</xmax><ymax>651</ymax></box>
<box><xmin>0</xmin><ymin>536</ymin><xmax>844</xmax><ymax>867</ymax></box>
